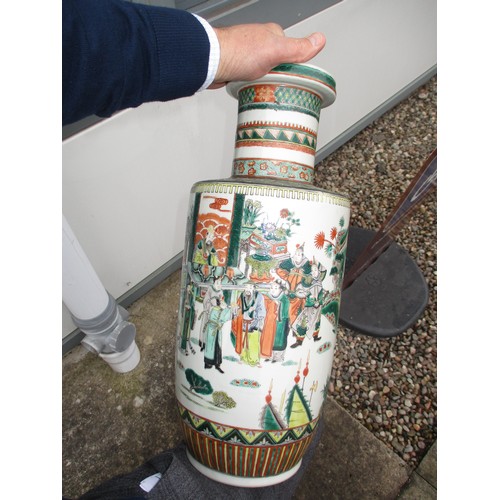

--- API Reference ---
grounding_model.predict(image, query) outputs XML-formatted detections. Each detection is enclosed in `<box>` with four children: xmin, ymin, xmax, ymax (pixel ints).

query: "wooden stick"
<box><xmin>342</xmin><ymin>149</ymin><xmax>437</xmax><ymax>291</ymax></box>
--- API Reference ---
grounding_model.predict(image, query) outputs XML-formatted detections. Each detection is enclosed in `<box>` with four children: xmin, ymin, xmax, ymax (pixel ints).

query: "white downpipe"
<box><xmin>62</xmin><ymin>214</ymin><xmax>140</xmax><ymax>372</ymax></box>
<box><xmin>62</xmin><ymin>215</ymin><xmax>109</xmax><ymax>319</ymax></box>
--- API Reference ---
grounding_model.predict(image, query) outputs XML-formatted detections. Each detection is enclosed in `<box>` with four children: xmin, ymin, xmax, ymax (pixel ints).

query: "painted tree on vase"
<box><xmin>189</xmin><ymin>193</ymin><xmax>237</xmax><ymax>285</ymax></box>
<box><xmin>314</xmin><ymin>221</ymin><xmax>348</xmax><ymax>325</ymax></box>
<box><xmin>314</xmin><ymin>221</ymin><xmax>347</xmax><ymax>292</ymax></box>
<box><xmin>260</xmin><ymin>359</ymin><xmax>314</xmax><ymax>431</ymax></box>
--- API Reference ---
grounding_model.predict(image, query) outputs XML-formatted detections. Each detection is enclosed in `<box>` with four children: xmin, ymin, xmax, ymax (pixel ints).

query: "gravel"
<box><xmin>315</xmin><ymin>75</ymin><xmax>437</xmax><ymax>468</ymax></box>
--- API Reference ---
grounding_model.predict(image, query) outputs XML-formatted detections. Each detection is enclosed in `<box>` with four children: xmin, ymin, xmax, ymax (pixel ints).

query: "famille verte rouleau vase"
<box><xmin>175</xmin><ymin>64</ymin><xmax>350</xmax><ymax>487</ymax></box>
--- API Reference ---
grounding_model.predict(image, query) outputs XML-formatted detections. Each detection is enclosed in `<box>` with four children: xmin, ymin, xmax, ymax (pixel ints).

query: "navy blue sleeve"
<box><xmin>63</xmin><ymin>0</ymin><xmax>211</xmax><ymax>125</ymax></box>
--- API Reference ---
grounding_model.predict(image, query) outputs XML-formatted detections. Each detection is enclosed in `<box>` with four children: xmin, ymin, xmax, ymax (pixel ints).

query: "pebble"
<box><xmin>392</xmin><ymin>441</ymin><xmax>404</xmax><ymax>453</ymax></box>
<box><xmin>133</xmin><ymin>396</ymin><xmax>144</xmax><ymax>408</ymax></box>
<box><xmin>320</xmin><ymin>76</ymin><xmax>437</xmax><ymax>469</ymax></box>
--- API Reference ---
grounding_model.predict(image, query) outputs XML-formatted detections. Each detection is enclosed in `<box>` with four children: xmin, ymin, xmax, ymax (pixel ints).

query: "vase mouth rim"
<box><xmin>227</xmin><ymin>63</ymin><xmax>336</xmax><ymax>108</ymax></box>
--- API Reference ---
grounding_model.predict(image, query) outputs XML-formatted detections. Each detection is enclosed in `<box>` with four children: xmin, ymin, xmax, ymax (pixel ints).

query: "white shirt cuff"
<box><xmin>192</xmin><ymin>14</ymin><xmax>220</xmax><ymax>92</ymax></box>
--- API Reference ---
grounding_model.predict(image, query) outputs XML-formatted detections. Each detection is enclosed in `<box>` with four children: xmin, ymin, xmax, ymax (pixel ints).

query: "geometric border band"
<box><xmin>191</xmin><ymin>181</ymin><xmax>350</xmax><ymax>208</ymax></box>
<box><xmin>232</xmin><ymin>159</ymin><xmax>315</xmax><ymax>183</ymax></box>
<box><xmin>181</xmin><ymin>421</ymin><xmax>316</xmax><ymax>478</ymax></box>
<box><xmin>178</xmin><ymin>401</ymin><xmax>319</xmax><ymax>446</ymax></box>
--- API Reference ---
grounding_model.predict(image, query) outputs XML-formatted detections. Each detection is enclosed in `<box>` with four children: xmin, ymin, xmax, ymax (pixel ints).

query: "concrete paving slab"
<box><xmin>396</xmin><ymin>441</ymin><xmax>437</xmax><ymax>499</ymax></box>
<box><xmin>397</xmin><ymin>473</ymin><xmax>436</xmax><ymax>500</ymax></box>
<box><xmin>294</xmin><ymin>399</ymin><xmax>411</xmax><ymax>499</ymax></box>
<box><xmin>416</xmin><ymin>441</ymin><xmax>437</xmax><ymax>488</ymax></box>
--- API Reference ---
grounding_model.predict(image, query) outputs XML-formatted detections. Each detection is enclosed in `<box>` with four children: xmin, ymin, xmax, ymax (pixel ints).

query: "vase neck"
<box><xmin>227</xmin><ymin>64</ymin><xmax>336</xmax><ymax>185</ymax></box>
<box><xmin>231</xmin><ymin>83</ymin><xmax>322</xmax><ymax>185</ymax></box>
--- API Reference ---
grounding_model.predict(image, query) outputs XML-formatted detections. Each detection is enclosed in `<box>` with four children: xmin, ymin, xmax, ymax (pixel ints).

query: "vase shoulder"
<box><xmin>191</xmin><ymin>178</ymin><xmax>350</xmax><ymax>208</ymax></box>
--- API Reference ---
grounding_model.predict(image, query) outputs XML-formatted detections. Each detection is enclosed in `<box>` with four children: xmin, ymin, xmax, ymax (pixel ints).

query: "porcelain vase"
<box><xmin>175</xmin><ymin>63</ymin><xmax>350</xmax><ymax>487</ymax></box>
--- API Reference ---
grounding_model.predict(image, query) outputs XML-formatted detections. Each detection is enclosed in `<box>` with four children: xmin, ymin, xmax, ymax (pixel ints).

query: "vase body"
<box><xmin>175</xmin><ymin>64</ymin><xmax>350</xmax><ymax>487</ymax></box>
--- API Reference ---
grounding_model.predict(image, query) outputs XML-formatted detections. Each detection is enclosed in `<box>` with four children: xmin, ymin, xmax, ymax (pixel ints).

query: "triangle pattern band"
<box><xmin>179</xmin><ymin>404</ymin><xmax>319</xmax><ymax>446</ymax></box>
<box><xmin>237</xmin><ymin>127</ymin><xmax>316</xmax><ymax>148</ymax></box>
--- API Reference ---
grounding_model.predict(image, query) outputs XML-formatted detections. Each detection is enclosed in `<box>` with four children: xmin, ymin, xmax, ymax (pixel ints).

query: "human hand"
<box><xmin>210</xmin><ymin>23</ymin><xmax>326</xmax><ymax>88</ymax></box>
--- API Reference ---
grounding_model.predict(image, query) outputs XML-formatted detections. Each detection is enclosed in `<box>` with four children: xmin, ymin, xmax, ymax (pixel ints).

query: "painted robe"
<box><xmin>277</xmin><ymin>257</ymin><xmax>312</xmax><ymax>324</ymax></box>
<box><xmin>204</xmin><ymin>304</ymin><xmax>231</xmax><ymax>368</ymax></box>
<box><xmin>291</xmin><ymin>279</ymin><xmax>325</xmax><ymax>341</ymax></box>
<box><xmin>180</xmin><ymin>284</ymin><xmax>196</xmax><ymax>352</ymax></box>
<box><xmin>261</xmin><ymin>292</ymin><xmax>290</xmax><ymax>361</ymax></box>
<box><xmin>231</xmin><ymin>291</ymin><xmax>266</xmax><ymax>366</ymax></box>
<box><xmin>198</xmin><ymin>284</ymin><xmax>223</xmax><ymax>349</ymax></box>
<box><xmin>193</xmin><ymin>238</ymin><xmax>219</xmax><ymax>266</ymax></box>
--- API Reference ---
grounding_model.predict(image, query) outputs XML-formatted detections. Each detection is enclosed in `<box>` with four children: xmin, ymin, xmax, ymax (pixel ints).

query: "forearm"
<box><xmin>62</xmin><ymin>0</ymin><xmax>211</xmax><ymax>125</ymax></box>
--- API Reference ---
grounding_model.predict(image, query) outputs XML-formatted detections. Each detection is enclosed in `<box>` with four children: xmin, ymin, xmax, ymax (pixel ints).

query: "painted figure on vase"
<box><xmin>231</xmin><ymin>283</ymin><xmax>266</xmax><ymax>367</ymax></box>
<box><xmin>198</xmin><ymin>277</ymin><xmax>224</xmax><ymax>351</ymax></box>
<box><xmin>203</xmin><ymin>296</ymin><xmax>231</xmax><ymax>373</ymax></box>
<box><xmin>275</xmin><ymin>243</ymin><xmax>312</xmax><ymax>324</ymax></box>
<box><xmin>261</xmin><ymin>280</ymin><xmax>290</xmax><ymax>363</ymax></box>
<box><xmin>193</xmin><ymin>224</ymin><xmax>219</xmax><ymax>267</ymax></box>
<box><xmin>290</xmin><ymin>259</ymin><xmax>327</xmax><ymax>348</ymax></box>
<box><xmin>180</xmin><ymin>282</ymin><xmax>197</xmax><ymax>355</ymax></box>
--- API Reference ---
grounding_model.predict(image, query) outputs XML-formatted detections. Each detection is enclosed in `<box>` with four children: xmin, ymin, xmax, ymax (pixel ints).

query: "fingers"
<box><xmin>260</xmin><ymin>24</ymin><xmax>326</xmax><ymax>64</ymax></box>
<box><xmin>208</xmin><ymin>81</ymin><xmax>227</xmax><ymax>89</ymax></box>
<box><xmin>263</xmin><ymin>22</ymin><xmax>286</xmax><ymax>37</ymax></box>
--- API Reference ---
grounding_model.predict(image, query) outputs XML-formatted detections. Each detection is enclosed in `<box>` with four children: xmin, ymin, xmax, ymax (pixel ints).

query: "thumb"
<box><xmin>307</xmin><ymin>32</ymin><xmax>326</xmax><ymax>49</ymax></box>
<box><xmin>280</xmin><ymin>32</ymin><xmax>326</xmax><ymax>63</ymax></box>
